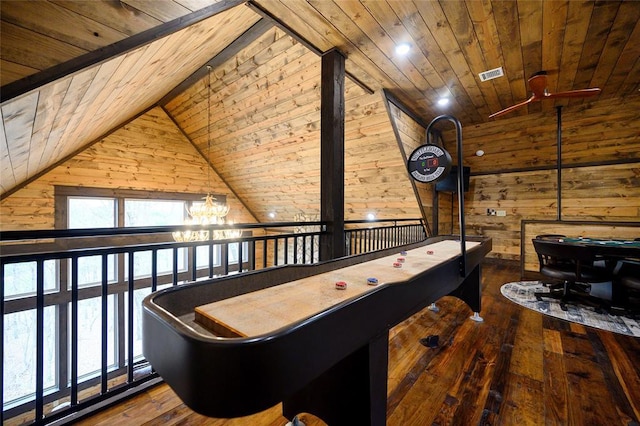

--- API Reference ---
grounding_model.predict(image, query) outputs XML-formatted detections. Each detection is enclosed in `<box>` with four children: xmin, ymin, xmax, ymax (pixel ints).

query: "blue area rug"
<box><xmin>500</xmin><ymin>281</ymin><xmax>640</xmax><ymax>337</ymax></box>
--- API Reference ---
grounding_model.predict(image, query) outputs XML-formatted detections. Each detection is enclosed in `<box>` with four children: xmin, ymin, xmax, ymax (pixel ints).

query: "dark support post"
<box><xmin>320</xmin><ymin>49</ymin><xmax>346</xmax><ymax>260</ymax></box>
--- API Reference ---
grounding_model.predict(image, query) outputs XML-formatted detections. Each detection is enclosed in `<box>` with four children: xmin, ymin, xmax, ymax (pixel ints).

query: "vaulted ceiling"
<box><xmin>2</xmin><ymin>0</ymin><xmax>639</xmax><ymax>216</ymax></box>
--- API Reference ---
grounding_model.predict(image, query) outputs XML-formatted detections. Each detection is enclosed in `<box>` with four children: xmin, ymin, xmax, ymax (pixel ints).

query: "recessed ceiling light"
<box><xmin>367</xmin><ymin>213</ymin><xmax>376</xmax><ymax>221</ymax></box>
<box><xmin>476</xmin><ymin>150</ymin><xmax>485</xmax><ymax>157</ymax></box>
<box><xmin>268</xmin><ymin>212</ymin><xmax>276</xmax><ymax>219</ymax></box>
<box><xmin>437</xmin><ymin>98</ymin><xmax>450</xmax><ymax>107</ymax></box>
<box><xmin>395</xmin><ymin>43</ymin><xmax>411</xmax><ymax>55</ymax></box>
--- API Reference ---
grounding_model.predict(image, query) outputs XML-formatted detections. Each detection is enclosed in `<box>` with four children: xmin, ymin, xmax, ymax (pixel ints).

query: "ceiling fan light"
<box><xmin>437</xmin><ymin>98</ymin><xmax>450</xmax><ymax>107</ymax></box>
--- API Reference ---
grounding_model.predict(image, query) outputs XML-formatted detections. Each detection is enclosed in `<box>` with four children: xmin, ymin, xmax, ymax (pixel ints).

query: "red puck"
<box><xmin>427</xmin><ymin>250</ymin><xmax>434</xmax><ymax>255</ymax></box>
<box><xmin>335</xmin><ymin>281</ymin><xmax>347</xmax><ymax>290</ymax></box>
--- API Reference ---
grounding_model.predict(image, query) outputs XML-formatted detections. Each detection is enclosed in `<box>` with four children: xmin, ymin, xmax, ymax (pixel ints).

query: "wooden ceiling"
<box><xmin>2</xmin><ymin>1</ymin><xmax>639</xmax><ymax>208</ymax></box>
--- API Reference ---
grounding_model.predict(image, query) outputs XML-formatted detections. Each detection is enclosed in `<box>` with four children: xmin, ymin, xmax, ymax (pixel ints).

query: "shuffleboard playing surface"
<box><xmin>194</xmin><ymin>240</ymin><xmax>479</xmax><ymax>337</ymax></box>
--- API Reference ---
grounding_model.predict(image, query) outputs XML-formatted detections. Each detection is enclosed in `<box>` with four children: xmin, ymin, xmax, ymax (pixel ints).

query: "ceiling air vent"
<box><xmin>479</xmin><ymin>67</ymin><xmax>504</xmax><ymax>82</ymax></box>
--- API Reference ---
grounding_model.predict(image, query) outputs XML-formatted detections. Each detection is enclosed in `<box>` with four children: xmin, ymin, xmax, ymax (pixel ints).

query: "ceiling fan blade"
<box><xmin>545</xmin><ymin>88</ymin><xmax>602</xmax><ymax>99</ymax></box>
<box><xmin>489</xmin><ymin>96</ymin><xmax>535</xmax><ymax>118</ymax></box>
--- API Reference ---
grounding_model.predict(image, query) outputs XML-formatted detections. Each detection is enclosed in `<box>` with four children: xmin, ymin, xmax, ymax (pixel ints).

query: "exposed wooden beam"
<box><xmin>246</xmin><ymin>1</ymin><xmax>374</xmax><ymax>95</ymax></box>
<box><xmin>158</xmin><ymin>18</ymin><xmax>273</xmax><ymax>106</ymax></box>
<box><xmin>0</xmin><ymin>0</ymin><xmax>246</xmax><ymax>104</ymax></box>
<box><xmin>383</xmin><ymin>89</ymin><xmax>431</xmax><ymax>129</ymax></box>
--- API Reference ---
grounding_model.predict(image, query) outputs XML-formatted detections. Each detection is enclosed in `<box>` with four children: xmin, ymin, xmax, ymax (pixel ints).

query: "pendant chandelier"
<box><xmin>173</xmin><ymin>66</ymin><xmax>240</xmax><ymax>242</ymax></box>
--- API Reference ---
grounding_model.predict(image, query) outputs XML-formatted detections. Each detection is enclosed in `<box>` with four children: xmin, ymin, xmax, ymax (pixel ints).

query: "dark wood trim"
<box><xmin>320</xmin><ymin>49</ymin><xmax>346</xmax><ymax>261</ymax></box>
<box><xmin>0</xmin><ymin>0</ymin><xmax>246</xmax><ymax>103</ymax></box>
<box><xmin>382</xmin><ymin>90</ymin><xmax>430</xmax><ymax>129</ymax></box>
<box><xmin>53</xmin><ymin>185</ymin><xmax>220</xmax><ymax>202</ymax></box>
<box><xmin>470</xmin><ymin>158</ymin><xmax>640</xmax><ymax>177</ymax></box>
<box><xmin>0</xmin><ymin>105</ymin><xmax>156</xmax><ymax>202</ymax></box>
<box><xmin>158</xmin><ymin>18</ymin><xmax>273</xmax><ymax>106</ymax></box>
<box><xmin>246</xmin><ymin>1</ymin><xmax>374</xmax><ymax>95</ymax></box>
<box><xmin>246</xmin><ymin>1</ymin><xmax>322</xmax><ymax>55</ymax></box>
<box><xmin>382</xmin><ymin>89</ymin><xmax>432</xmax><ymax>237</ymax></box>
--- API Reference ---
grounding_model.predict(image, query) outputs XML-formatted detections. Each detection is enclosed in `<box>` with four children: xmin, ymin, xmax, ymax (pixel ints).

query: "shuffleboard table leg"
<box><xmin>285</xmin><ymin>416</ymin><xmax>305</xmax><ymax>426</ymax></box>
<box><xmin>447</xmin><ymin>263</ymin><xmax>482</xmax><ymax>315</ymax></box>
<box><xmin>282</xmin><ymin>331</ymin><xmax>389</xmax><ymax>426</ymax></box>
<box><xmin>470</xmin><ymin>312</ymin><xmax>484</xmax><ymax>322</ymax></box>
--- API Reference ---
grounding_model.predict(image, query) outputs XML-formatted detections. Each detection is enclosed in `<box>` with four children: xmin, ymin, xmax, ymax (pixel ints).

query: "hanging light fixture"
<box><xmin>173</xmin><ymin>66</ymin><xmax>239</xmax><ymax>242</ymax></box>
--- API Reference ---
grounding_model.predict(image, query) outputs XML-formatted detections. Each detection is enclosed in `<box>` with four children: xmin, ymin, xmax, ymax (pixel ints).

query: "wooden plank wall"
<box><xmin>442</xmin><ymin>97</ymin><xmax>640</xmax><ymax>262</ymax></box>
<box><xmin>0</xmin><ymin>5</ymin><xmax>260</xmax><ymax>196</ymax></box>
<box><xmin>0</xmin><ymin>107</ymin><xmax>255</xmax><ymax>231</ymax></box>
<box><xmin>344</xmin><ymin>91</ymin><xmax>423</xmax><ymax>221</ymax></box>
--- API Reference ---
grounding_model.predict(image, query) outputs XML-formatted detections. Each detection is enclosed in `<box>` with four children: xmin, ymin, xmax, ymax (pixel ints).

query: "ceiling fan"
<box><xmin>489</xmin><ymin>71</ymin><xmax>601</xmax><ymax>118</ymax></box>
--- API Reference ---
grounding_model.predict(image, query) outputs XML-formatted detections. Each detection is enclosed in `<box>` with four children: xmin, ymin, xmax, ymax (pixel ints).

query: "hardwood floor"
<box><xmin>76</xmin><ymin>260</ymin><xmax>640</xmax><ymax>425</ymax></box>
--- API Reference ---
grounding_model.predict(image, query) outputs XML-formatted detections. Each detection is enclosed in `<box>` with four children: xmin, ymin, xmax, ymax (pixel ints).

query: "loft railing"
<box><xmin>345</xmin><ymin>218</ymin><xmax>427</xmax><ymax>255</ymax></box>
<box><xmin>1</xmin><ymin>219</ymin><xmax>425</xmax><ymax>425</ymax></box>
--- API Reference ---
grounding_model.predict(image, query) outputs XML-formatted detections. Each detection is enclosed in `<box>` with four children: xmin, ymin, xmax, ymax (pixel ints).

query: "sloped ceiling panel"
<box><xmin>0</xmin><ymin>0</ymin><xmax>228</xmax><ymax>86</ymax></box>
<box><xmin>166</xmin><ymin>27</ymin><xmax>322</xmax><ymax>222</ymax></box>
<box><xmin>0</xmin><ymin>4</ymin><xmax>260</xmax><ymax>196</ymax></box>
<box><xmin>0</xmin><ymin>106</ymin><xmax>255</xmax><ymax>231</ymax></box>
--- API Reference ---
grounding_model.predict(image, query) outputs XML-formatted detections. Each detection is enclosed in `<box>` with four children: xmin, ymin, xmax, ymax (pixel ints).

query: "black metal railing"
<box><xmin>1</xmin><ymin>219</ymin><xmax>425</xmax><ymax>425</ymax></box>
<box><xmin>345</xmin><ymin>218</ymin><xmax>427</xmax><ymax>255</ymax></box>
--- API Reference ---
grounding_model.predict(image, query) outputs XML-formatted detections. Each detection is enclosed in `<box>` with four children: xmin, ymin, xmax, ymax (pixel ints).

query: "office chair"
<box><xmin>614</xmin><ymin>259</ymin><xmax>640</xmax><ymax>316</ymax></box>
<box><xmin>532</xmin><ymin>238</ymin><xmax>612</xmax><ymax>311</ymax></box>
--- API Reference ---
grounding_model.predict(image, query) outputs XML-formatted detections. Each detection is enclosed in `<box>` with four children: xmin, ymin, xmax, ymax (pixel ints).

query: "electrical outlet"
<box><xmin>496</xmin><ymin>210</ymin><xmax>506</xmax><ymax>217</ymax></box>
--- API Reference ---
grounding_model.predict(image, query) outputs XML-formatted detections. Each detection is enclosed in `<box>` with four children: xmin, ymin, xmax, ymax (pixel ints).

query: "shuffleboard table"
<box><xmin>142</xmin><ymin>236</ymin><xmax>491</xmax><ymax>425</ymax></box>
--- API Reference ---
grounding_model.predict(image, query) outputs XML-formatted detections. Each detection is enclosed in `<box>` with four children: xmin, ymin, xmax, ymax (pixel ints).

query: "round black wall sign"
<box><xmin>407</xmin><ymin>144</ymin><xmax>452</xmax><ymax>183</ymax></box>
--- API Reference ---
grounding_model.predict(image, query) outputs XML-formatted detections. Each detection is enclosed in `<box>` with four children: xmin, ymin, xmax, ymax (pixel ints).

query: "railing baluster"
<box><xmin>172</xmin><ymin>248</ymin><xmax>178</xmax><ymax>285</ymax></box>
<box><xmin>284</xmin><ymin>237</ymin><xmax>289</xmax><ymax>264</ymax></box>
<box><xmin>208</xmin><ymin>242</ymin><xmax>214</xmax><ymax>278</ymax></box>
<box><xmin>127</xmin><ymin>251</ymin><xmax>135</xmax><ymax>383</ymax></box>
<box><xmin>273</xmin><ymin>238</ymin><xmax>278</xmax><ymax>266</ymax></box>
<box><xmin>190</xmin><ymin>246</ymin><xmax>197</xmax><ymax>282</ymax></box>
<box><xmin>36</xmin><ymin>260</ymin><xmax>44</xmax><ymax>423</ymax></box>
<box><xmin>223</xmin><ymin>243</ymin><xmax>229</xmax><ymax>275</ymax></box>
<box><xmin>71</xmin><ymin>257</ymin><xmax>79</xmax><ymax>406</ymax></box>
<box><xmin>262</xmin><ymin>239</ymin><xmax>268</xmax><ymax>269</ymax></box>
<box><xmin>1</xmin><ymin>262</ymin><xmax>4</xmax><ymax>425</ymax></box>
<box><xmin>250</xmin><ymin>241</ymin><xmax>256</xmax><ymax>271</ymax></box>
<box><xmin>151</xmin><ymin>249</ymin><xmax>158</xmax><ymax>292</ymax></box>
<box><xmin>101</xmin><ymin>254</ymin><xmax>108</xmax><ymax>395</ymax></box>
<box><xmin>302</xmin><ymin>235</ymin><xmax>316</xmax><ymax>263</ymax></box>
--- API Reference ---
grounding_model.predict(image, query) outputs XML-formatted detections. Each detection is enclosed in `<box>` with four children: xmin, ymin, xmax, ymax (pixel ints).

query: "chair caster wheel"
<box><xmin>560</xmin><ymin>303</ymin><xmax>568</xmax><ymax>311</ymax></box>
